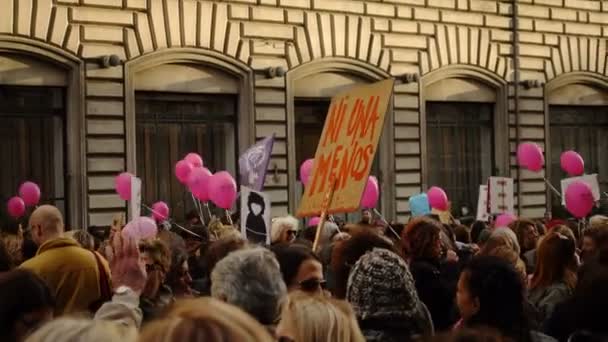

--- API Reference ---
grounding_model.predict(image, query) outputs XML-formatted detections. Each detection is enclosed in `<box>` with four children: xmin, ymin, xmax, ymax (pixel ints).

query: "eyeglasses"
<box><xmin>286</xmin><ymin>230</ymin><xmax>297</xmax><ymax>236</ymax></box>
<box><xmin>298</xmin><ymin>278</ymin><xmax>326</xmax><ymax>292</ymax></box>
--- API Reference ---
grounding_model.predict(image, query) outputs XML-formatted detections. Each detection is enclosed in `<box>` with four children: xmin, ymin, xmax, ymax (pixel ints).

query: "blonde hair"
<box><xmin>138</xmin><ymin>297</ymin><xmax>274</xmax><ymax>342</ymax></box>
<box><xmin>280</xmin><ymin>291</ymin><xmax>365</xmax><ymax>342</ymax></box>
<box><xmin>26</xmin><ymin>318</ymin><xmax>137</xmax><ymax>342</ymax></box>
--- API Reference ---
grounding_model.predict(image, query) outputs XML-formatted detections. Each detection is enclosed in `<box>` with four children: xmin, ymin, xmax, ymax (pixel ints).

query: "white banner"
<box><xmin>130</xmin><ymin>176</ymin><xmax>142</xmax><ymax>221</ymax></box>
<box><xmin>476</xmin><ymin>185</ymin><xmax>490</xmax><ymax>222</ymax></box>
<box><xmin>561</xmin><ymin>174</ymin><xmax>600</xmax><ymax>205</ymax></box>
<box><xmin>488</xmin><ymin>177</ymin><xmax>514</xmax><ymax>214</ymax></box>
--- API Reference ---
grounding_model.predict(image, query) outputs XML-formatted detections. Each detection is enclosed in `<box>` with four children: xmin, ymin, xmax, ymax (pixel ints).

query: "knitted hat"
<box><xmin>346</xmin><ymin>248</ymin><xmax>422</xmax><ymax>322</ymax></box>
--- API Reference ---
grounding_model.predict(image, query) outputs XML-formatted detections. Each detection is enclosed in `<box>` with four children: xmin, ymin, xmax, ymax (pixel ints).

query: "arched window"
<box><xmin>421</xmin><ymin>66</ymin><xmax>508</xmax><ymax>217</ymax></box>
<box><xmin>546</xmin><ymin>73</ymin><xmax>608</xmax><ymax>218</ymax></box>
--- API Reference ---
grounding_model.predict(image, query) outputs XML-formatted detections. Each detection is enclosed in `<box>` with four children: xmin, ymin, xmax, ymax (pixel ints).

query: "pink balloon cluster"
<box><xmin>151</xmin><ymin>201</ymin><xmax>170</xmax><ymax>222</ymax></box>
<box><xmin>427</xmin><ymin>186</ymin><xmax>449</xmax><ymax>211</ymax></box>
<box><xmin>565</xmin><ymin>180</ymin><xmax>594</xmax><ymax>218</ymax></box>
<box><xmin>517</xmin><ymin>142</ymin><xmax>544</xmax><ymax>172</ymax></box>
<box><xmin>188</xmin><ymin>167</ymin><xmax>213</xmax><ymax>201</ymax></box>
<box><xmin>560</xmin><ymin>151</ymin><xmax>585</xmax><ymax>177</ymax></box>
<box><xmin>175</xmin><ymin>153</ymin><xmax>204</xmax><ymax>184</ymax></box>
<box><xmin>6</xmin><ymin>181</ymin><xmax>41</xmax><ymax>219</ymax></box>
<box><xmin>360</xmin><ymin>176</ymin><xmax>380</xmax><ymax>209</ymax></box>
<box><xmin>208</xmin><ymin>171</ymin><xmax>238</xmax><ymax>209</ymax></box>
<box><xmin>122</xmin><ymin>216</ymin><xmax>158</xmax><ymax>240</ymax></box>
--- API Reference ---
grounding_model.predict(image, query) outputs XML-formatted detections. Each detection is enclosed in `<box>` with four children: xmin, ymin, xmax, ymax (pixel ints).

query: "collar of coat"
<box><xmin>36</xmin><ymin>237</ymin><xmax>80</xmax><ymax>256</ymax></box>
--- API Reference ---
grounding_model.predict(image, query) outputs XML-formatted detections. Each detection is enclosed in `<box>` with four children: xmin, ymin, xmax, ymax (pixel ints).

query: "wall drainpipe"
<box><xmin>513</xmin><ymin>0</ymin><xmax>522</xmax><ymax>215</ymax></box>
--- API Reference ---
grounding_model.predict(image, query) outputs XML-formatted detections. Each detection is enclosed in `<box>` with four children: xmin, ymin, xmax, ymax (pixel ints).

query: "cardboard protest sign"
<box><xmin>130</xmin><ymin>176</ymin><xmax>142</xmax><ymax>220</ymax></box>
<box><xmin>476</xmin><ymin>185</ymin><xmax>490</xmax><ymax>222</ymax></box>
<box><xmin>561</xmin><ymin>174</ymin><xmax>600</xmax><ymax>205</ymax></box>
<box><xmin>488</xmin><ymin>177</ymin><xmax>514</xmax><ymax>214</ymax></box>
<box><xmin>240</xmin><ymin>186</ymin><xmax>271</xmax><ymax>245</ymax></box>
<box><xmin>297</xmin><ymin>79</ymin><xmax>395</xmax><ymax>217</ymax></box>
<box><xmin>410</xmin><ymin>193</ymin><xmax>431</xmax><ymax>217</ymax></box>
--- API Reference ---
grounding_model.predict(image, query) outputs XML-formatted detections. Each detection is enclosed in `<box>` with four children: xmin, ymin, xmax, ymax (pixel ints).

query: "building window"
<box><xmin>136</xmin><ymin>92</ymin><xmax>237</xmax><ymax>220</ymax></box>
<box><xmin>0</xmin><ymin>86</ymin><xmax>66</xmax><ymax>226</ymax></box>
<box><xmin>294</xmin><ymin>98</ymin><xmax>380</xmax><ymax>222</ymax></box>
<box><xmin>426</xmin><ymin>102</ymin><xmax>494</xmax><ymax>214</ymax></box>
<box><xmin>549</xmin><ymin>105</ymin><xmax>608</xmax><ymax>217</ymax></box>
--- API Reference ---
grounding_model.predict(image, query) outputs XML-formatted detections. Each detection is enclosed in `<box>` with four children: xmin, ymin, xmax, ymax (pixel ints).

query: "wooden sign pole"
<box><xmin>312</xmin><ymin>181</ymin><xmax>336</xmax><ymax>253</ymax></box>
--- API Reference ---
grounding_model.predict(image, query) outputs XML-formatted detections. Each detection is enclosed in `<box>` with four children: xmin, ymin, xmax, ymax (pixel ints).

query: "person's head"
<box><xmin>346</xmin><ymin>248</ymin><xmax>430</xmax><ymax>335</ymax></box>
<box><xmin>211</xmin><ymin>247</ymin><xmax>287</xmax><ymax>325</ymax></box>
<box><xmin>165</xmin><ymin>248</ymin><xmax>193</xmax><ymax>297</ymax></box>
<box><xmin>360</xmin><ymin>210</ymin><xmax>372</xmax><ymax>225</ymax></box>
<box><xmin>453</xmin><ymin>225</ymin><xmax>471</xmax><ymax>244</ymax></box>
<box><xmin>138</xmin><ymin>297</ymin><xmax>274</xmax><ymax>342</ymax></box>
<box><xmin>25</xmin><ymin>317</ymin><xmax>136</xmax><ymax>342</ymax></box>
<box><xmin>201</xmin><ymin>235</ymin><xmax>248</xmax><ymax>279</ymax></box>
<box><xmin>582</xmin><ymin>227</ymin><xmax>600</xmax><ymax>262</ymax></box>
<box><xmin>0</xmin><ymin>270</ymin><xmax>54</xmax><ymax>342</ymax></box>
<box><xmin>331</xmin><ymin>230</ymin><xmax>395</xmax><ymax>299</ymax></box>
<box><xmin>271</xmin><ymin>244</ymin><xmax>324</xmax><ymax>293</ymax></box>
<box><xmin>247</xmin><ymin>192</ymin><xmax>265</xmax><ymax>216</ymax></box>
<box><xmin>271</xmin><ymin>216</ymin><xmax>299</xmax><ymax>244</ymax></box>
<box><xmin>552</xmin><ymin>225</ymin><xmax>576</xmax><ymax>243</ymax></box>
<box><xmin>508</xmin><ymin>219</ymin><xmax>538</xmax><ymax>253</ymax></box>
<box><xmin>484</xmin><ymin>228</ymin><xmax>520</xmax><ymax>256</ymax></box>
<box><xmin>139</xmin><ymin>239</ymin><xmax>171</xmax><ymax>299</ymax></box>
<box><xmin>402</xmin><ymin>217</ymin><xmax>442</xmax><ymax>261</ymax></box>
<box><xmin>28</xmin><ymin>205</ymin><xmax>64</xmax><ymax>246</ymax></box>
<box><xmin>277</xmin><ymin>291</ymin><xmax>365</xmax><ymax>342</ymax></box>
<box><xmin>0</xmin><ymin>231</ymin><xmax>23</xmax><ymax>269</ymax></box>
<box><xmin>457</xmin><ymin>256</ymin><xmax>531</xmax><ymax>342</ymax></box>
<box><xmin>0</xmin><ymin>239</ymin><xmax>12</xmax><ymax>272</ymax></box>
<box><xmin>530</xmin><ymin>232</ymin><xmax>577</xmax><ymax>291</ymax></box>
<box><xmin>63</xmin><ymin>230</ymin><xmax>95</xmax><ymax>251</ymax></box>
<box><xmin>478</xmin><ymin>245</ymin><xmax>527</xmax><ymax>285</ymax></box>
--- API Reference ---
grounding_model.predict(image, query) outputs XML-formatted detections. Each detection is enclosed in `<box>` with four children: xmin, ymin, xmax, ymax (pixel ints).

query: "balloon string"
<box><xmin>372</xmin><ymin>208</ymin><xmax>401</xmax><ymax>240</ymax></box>
<box><xmin>543</xmin><ymin>178</ymin><xmax>562</xmax><ymax>198</ymax></box>
<box><xmin>141</xmin><ymin>204</ymin><xmax>202</xmax><ymax>239</ymax></box>
<box><xmin>190</xmin><ymin>193</ymin><xmax>206</xmax><ymax>226</ymax></box>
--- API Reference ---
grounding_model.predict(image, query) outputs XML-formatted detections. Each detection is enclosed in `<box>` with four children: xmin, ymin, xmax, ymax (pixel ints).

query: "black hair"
<box><xmin>0</xmin><ymin>269</ymin><xmax>54</xmax><ymax>339</ymax></box>
<box><xmin>0</xmin><ymin>240</ymin><xmax>12</xmax><ymax>272</ymax></box>
<box><xmin>247</xmin><ymin>191</ymin><xmax>265</xmax><ymax>216</ymax></box>
<box><xmin>271</xmin><ymin>243</ymin><xmax>320</xmax><ymax>287</ymax></box>
<box><xmin>470</xmin><ymin>221</ymin><xmax>488</xmax><ymax>244</ymax></box>
<box><xmin>463</xmin><ymin>256</ymin><xmax>533</xmax><ymax>342</ymax></box>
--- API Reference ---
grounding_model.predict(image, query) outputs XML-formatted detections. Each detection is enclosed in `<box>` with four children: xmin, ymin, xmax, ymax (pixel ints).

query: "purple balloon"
<box><xmin>175</xmin><ymin>160</ymin><xmax>194</xmax><ymax>184</ymax></box>
<box><xmin>360</xmin><ymin>176</ymin><xmax>380</xmax><ymax>209</ymax></box>
<box><xmin>185</xmin><ymin>153</ymin><xmax>204</xmax><ymax>168</ymax></box>
<box><xmin>151</xmin><ymin>201</ymin><xmax>170</xmax><ymax>222</ymax></box>
<box><xmin>209</xmin><ymin>171</ymin><xmax>238</xmax><ymax>209</ymax></box>
<box><xmin>300</xmin><ymin>159</ymin><xmax>314</xmax><ymax>186</ymax></box>
<box><xmin>7</xmin><ymin>196</ymin><xmax>26</xmax><ymax>219</ymax></box>
<box><xmin>517</xmin><ymin>142</ymin><xmax>544</xmax><ymax>172</ymax></box>
<box><xmin>427</xmin><ymin>186</ymin><xmax>449</xmax><ymax>211</ymax></box>
<box><xmin>188</xmin><ymin>167</ymin><xmax>213</xmax><ymax>202</ymax></box>
<box><xmin>19</xmin><ymin>181</ymin><xmax>41</xmax><ymax>206</ymax></box>
<box><xmin>115</xmin><ymin>172</ymin><xmax>133</xmax><ymax>201</ymax></box>
<box><xmin>560</xmin><ymin>151</ymin><xmax>585</xmax><ymax>177</ymax></box>
<box><xmin>565</xmin><ymin>180</ymin><xmax>594</xmax><ymax>218</ymax></box>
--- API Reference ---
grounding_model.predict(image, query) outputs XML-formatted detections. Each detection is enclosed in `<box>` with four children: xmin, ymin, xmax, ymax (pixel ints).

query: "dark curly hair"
<box><xmin>401</xmin><ymin>217</ymin><xmax>442</xmax><ymax>261</ymax></box>
<box><xmin>462</xmin><ymin>256</ymin><xmax>533</xmax><ymax>342</ymax></box>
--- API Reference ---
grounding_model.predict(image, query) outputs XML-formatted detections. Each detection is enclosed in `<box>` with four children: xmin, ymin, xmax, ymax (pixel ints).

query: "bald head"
<box><xmin>30</xmin><ymin>205</ymin><xmax>64</xmax><ymax>245</ymax></box>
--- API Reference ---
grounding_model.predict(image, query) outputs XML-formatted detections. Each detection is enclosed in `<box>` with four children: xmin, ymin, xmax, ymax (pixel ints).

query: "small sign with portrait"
<box><xmin>240</xmin><ymin>186</ymin><xmax>271</xmax><ymax>245</ymax></box>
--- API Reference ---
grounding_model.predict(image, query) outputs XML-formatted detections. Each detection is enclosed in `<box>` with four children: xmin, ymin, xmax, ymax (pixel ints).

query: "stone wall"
<box><xmin>0</xmin><ymin>0</ymin><xmax>606</xmax><ymax>225</ymax></box>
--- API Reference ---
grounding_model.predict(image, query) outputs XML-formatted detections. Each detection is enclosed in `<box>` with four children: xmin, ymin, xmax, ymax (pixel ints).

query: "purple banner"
<box><xmin>239</xmin><ymin>135</ymin><xmax>275</xmax><ymax>191</ymax></box>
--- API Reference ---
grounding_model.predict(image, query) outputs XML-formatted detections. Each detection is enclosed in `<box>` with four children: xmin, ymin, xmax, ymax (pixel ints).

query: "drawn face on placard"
<box><xmin>251</xmin><ymin>203</ymin><xmax>262</xmax><ymax>216</ymax></box>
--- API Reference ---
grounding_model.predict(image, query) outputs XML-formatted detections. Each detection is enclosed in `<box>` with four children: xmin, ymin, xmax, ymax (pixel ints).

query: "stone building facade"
<box><xmin>0</xmin><ymin>0</ymin><xmax>606</xmax><ymax>228</ymax></box>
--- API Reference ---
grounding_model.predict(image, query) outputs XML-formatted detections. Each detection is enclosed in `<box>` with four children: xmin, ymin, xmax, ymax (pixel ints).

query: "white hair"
<box><xmin>271</xmin><ymin>215</ymin><xmax>299</xmax><ymax>243</ymax></box>
<box><xmin>211</xmin><ymin>247</ymin><xmax>287</xmax><ymax>325</ymax></box>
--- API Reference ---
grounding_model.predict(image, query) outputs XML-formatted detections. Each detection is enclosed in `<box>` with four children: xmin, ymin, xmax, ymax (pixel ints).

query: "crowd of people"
<box><xmin>1</xmin><ymin>204</ymin><xmax>608</xmax><ymax>342</ymax></box>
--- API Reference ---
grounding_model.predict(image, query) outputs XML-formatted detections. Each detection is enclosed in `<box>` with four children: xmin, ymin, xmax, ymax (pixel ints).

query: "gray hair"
<box><xmin>211</xmin><ymin>247</ymin><xmax>287</xmax><ymax>325</ymax></box>
<box><xmin>491</xmin><ymin>227</ymin><xmax>521</xmax><ymax>255</ymax></box>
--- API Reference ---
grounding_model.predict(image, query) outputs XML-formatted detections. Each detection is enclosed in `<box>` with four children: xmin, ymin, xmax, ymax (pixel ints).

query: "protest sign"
<box><xmin>410</xmin><ymin>193</ymin><xmax>431</xmax><ymax>217</ymax></box>
<box><xmin>488</xmin><ymin>177</ymin><xmax>514</xmax><ymax>214</ymax></box>
<box><xmin>476</xmin><ymin>185</ymin><xmax>490</xmax><ymax>222</ymax></box>
<box><xmin>239</xmin><ymin>135</ymin><xmax>275</xmax><ymax>191</ymax></box>
<box><xmin>561</xmin><ymin>174</ymin><xmax>600</xmax><ymax>205</ymax></box>
<box><xmin>130</xmin><ymin>176</ymin><xmax>142</xmax><ymax>220</ymax></box>
<box><xmin>297</xmin><ymin>79</ymin><xmax>395</xmax><ymax>217</ymax></box>
<box><xmin>240</xmin><ymin>186</ymin><xmax>271</xmax><ymax>245</ymax></box>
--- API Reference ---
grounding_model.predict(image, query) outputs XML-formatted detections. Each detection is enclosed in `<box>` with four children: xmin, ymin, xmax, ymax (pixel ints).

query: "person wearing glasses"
<box><xmin>271</xmin><ymin>244</ymin><xmax>326</xmax><ymax>294</ymax></box>
<box><xmin>271</xmin><ymin>216</ymin><xmax>299</xmax><ymax>245</ymax></box>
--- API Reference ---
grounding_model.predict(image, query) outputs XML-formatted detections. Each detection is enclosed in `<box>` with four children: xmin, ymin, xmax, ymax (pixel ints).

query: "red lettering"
<box><xmin>322</xmin><ymin>98</ymin><xmax>347</xmax><ymax>147</ymax></box>
<box><xmin>308</xmin><ymin>152</ymin><xmax>331</xmax><ymax>196</ymax></box>
<box><xmin>351</xmin><ymin>145</ymin><xmax>373</xmax><ymax>180</ymax></box>
<box><xmin>328</xmin><ymin>145</ymin><xmax>344</xmax><ymax>187</ymax></box>
<box><xmin>362</xmin><ymin>96</ymin><xmax>380</xmax><ymax>141</ymax></box>
<box><xmin>346</xmin><ymin>98</ymin><xmax>363</xmax><ymax>140</ymax></box>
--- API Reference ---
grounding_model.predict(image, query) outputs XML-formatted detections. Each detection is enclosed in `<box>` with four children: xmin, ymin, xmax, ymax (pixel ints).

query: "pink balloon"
<box><xmin>308</xmin><ymin>216</ymin><xmax>321</xmax><ymax>228</ymax></box>
<box><xmin>115</xmin><ymin>172</ymin><xmax>133</xmax><ymax>201</ymax></box>
<box><xmin>175</xmin><ymin>160</ymin><xmax>194</xmax><ymax>184</ymax></box>
<box><xmin>188</xmin><ymin>167</ymin><xmax>213</xmax><ymax>201</ymax></box>
<box><xmin>517</xmin><ymin>142</ymin><xmax>544</xmax><ymax>172</ymax></box>
<box><xmin>19</xmin><ymin>182</ymin><xmax>41</xmax><ymax>206</ymax></box>
<box><xmin>151</xmin><ymin>201</ymin><xmax>170</xmax><ymax>222</ymax></box>
<box><xmin>300</xmin><ymin>159</ymin><xmax>314</xmax><ymax>186</ymax></box>
<box><xmin>495</xmin><ymin>213</ymin><xmax>517</xmax><ymax>228</ymax></box>
<box><xmin>122</xmin><ymin>216</ymin><xmax>158</xmax><ymax>240</ymax></box>
<box><xmin>565</xmin><ymin>180</ymin><xmax>594</xmax><ymax>218</ymax></box>
<box><xmin>7</xmin><ymin>196</ymin><xmax>26</xmax><ymax>219</ymax></box>
<box><xmin>185</xmin><ymin>153</ymin><xmax>204</xmax><ymax>168</ymax></box>
<box><xmin>427</xmin><ymin>186</ymin><xmax>449</xmax><ymax>211</ymax></box>
<box><xmin>560</xmin><ymin>151</ymin><xmax>585</xmax><ymax>177</ymax></box>
<box><xmin>360</xmin><ymin>176</ymin><xmax>380</xmax><ymax>209</ymax></box>
<box><xmin>208</xmin><ymin>171</ymin><xmax>238</xmax><ymax>209</ymax></box>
